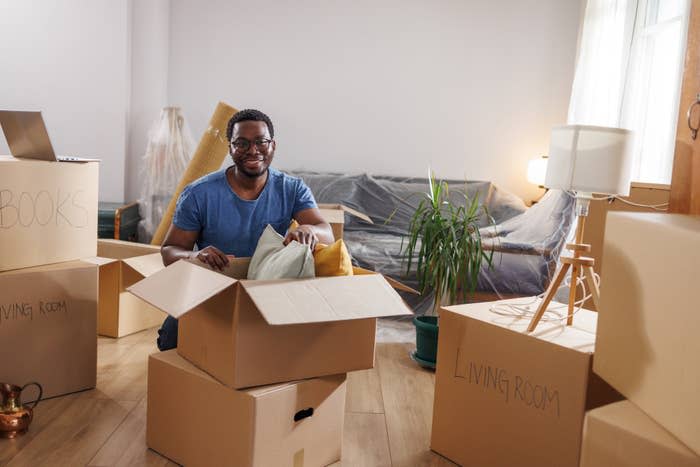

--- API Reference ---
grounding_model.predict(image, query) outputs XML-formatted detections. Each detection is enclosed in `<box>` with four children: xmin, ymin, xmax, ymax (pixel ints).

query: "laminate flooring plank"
<box><xmin>345</xmin><ymin>368</ymin><xmax>384</xmax><ymax>414</ymax></box>
<box><xmin>0</xmin><ymin>394</ymin><xmax>79</xmax><ymax>466</ymax></box>
<box><xmin>86</xmin><ymin>341</ymin><xmax>156</xmax><ymax>402</ymax></box>
<box><xmin>5</xmin><ymin>397</ymin><xmax>136</xmax><ymax>467</ymax></box>
<box><xmin>327</xmin><ymin>412</ymin><xmax>391</xmax><ymax>467</ymax></box>
<box><xmin>376</xmin><ymin>343</ymin><xmax>457</xmax><ymax>467</ymax></box>
<box><xmin>88</xmin><ymin>397</ymin><xmax>175</xmax><ymax>467</ymax></box>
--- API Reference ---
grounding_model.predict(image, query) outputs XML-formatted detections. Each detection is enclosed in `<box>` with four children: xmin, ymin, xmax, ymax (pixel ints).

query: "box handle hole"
<box><xmin>294</xmin><ymin>407</ymin><xmax>314</xmax><ymax>422</ymax></box>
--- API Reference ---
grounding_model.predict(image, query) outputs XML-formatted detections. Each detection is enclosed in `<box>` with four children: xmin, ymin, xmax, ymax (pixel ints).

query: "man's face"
<box><xmin>230</xmin><ymin>120</ymin><xmax>275</xmax><ymax>178</ymax></box>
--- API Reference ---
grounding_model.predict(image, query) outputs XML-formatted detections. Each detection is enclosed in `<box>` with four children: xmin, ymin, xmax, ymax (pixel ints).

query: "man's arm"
<box><xmin>161</xmin><ymin>224</ymin><xmax>229</xmax><ymax>270</ymax></box>
<box><xmin>285</xmin><ymin>207</ymin><xmax>334</xmax><ymax>250</ymax></box>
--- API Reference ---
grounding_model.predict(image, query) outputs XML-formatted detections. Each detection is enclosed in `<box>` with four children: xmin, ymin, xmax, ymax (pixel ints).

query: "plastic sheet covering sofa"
<box><xmin>291</xmin><ymin>172</ymin><xmax>575</xmax><ymax>315</ymax></box>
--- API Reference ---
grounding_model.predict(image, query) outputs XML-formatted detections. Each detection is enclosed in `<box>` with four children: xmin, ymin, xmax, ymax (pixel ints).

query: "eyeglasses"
<box><xmin>230</xmin><ymin>138</ymin><xmax>273</xmax><ymax>152</ymax></box>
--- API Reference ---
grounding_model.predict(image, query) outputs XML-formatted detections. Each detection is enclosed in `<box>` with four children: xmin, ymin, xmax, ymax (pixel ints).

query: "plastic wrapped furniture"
<box><xmin>138</xmin><ymin>107</ymin><xmax>195</xmax><ymax>243</ymax></box>
<box><xmin>291</xmin><ymin>172</ymin><xmax>575</xmax><ymax>314</ymax></box>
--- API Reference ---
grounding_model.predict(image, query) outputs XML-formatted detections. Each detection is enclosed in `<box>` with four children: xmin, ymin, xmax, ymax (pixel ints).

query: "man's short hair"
<box><xmin>226</xmin><ymin>109</ymin><xmax>275</xmax><ymax>141</ymax></box>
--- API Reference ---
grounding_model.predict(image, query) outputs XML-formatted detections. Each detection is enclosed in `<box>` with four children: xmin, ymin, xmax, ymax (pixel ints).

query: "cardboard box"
<box><xmin>0</xmin><ymin>155</ymin><xmax>98</xmax><ymax>272</ymax></box>
<box><xmin>84</xmin><ymin>240</ymin><xmax>166</xmax><ymax>338</ymax></box>
<box><xmin>431</xmin><ymin>298</ymin><xmax>621</xmax><ymax>467</ymax></box>
<box><xmin>128</xmin><ymin>258</ymin><xmax>411</xmax><ymax>389</ymax></box>
<box><xmin>580</xmin><ymin>400</ymin><xmax>700</xmax><ymax>467</ymax></box>
<box><xmin>0</xmin><ymin>260</ymin><xmax>97</xmax><ymax>399</ymax></box>
<box><xmin>595</xmin><ymin>212</ymin><xmax>700</xmax><ymax>455</ymax></box>
<box><xmin>147</xmin><ymin>350</ymin><xmax>345</xmax><ymax>467</ymax></box>
<box><xmin>317</xmin><ymin>203</ymin><xmax>372</xmax><ymax>240</ymax></box>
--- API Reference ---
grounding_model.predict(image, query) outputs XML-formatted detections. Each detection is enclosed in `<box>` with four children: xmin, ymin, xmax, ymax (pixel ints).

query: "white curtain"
<box><xmin>567</xmin><ymin>0</ymin><xmax>637</xmax><ymax>126</ymax></box>
<box><xmin>568</xmin><ymin>0</ymin><xmax>689</xmax><ymax>184</ymax></box>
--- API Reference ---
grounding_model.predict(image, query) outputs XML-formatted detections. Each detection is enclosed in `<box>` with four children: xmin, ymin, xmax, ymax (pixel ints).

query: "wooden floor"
<box><xmin>0</xmin><ymin>325</ymin><xmax>457</xmax><ymax>467</ymax></box>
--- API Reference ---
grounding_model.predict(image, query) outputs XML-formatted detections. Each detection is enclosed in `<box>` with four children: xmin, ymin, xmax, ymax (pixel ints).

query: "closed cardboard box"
<box><xmin>129</xmin><ymin>258</ymin><xmax>411</xmax><ymax>389</ymax></box>
<box><xmin>0</xmin><ymin>260</ymin><xmax>97</xmax><ymax>399</ymax></box>
<box><xmin>431</xmin><ymin>299</ymin><xmax>621</xmax><ymax>467</ymax></box>
<box><xmin>85</xmin><ymin>240</ymin><xmax>165</xmax><ymax>338</ymax></box>
<box><xmin>317</xmin><ymin>203</ymin><xmax>372</xmax><ymax>240</ymax></box>
<box><xmin>0</xmin><ymin>156</ymin><xmax>98</xmax><ymax>272</ymax></box>
<box><xmin>580</xmin><ymin>400</ymin><xmax>700</xmax><ymax>467</ymax></box>
<box><xmin>147</xmin><ymin>350</ymin><xmax>345</xmax><ymax>467</ymax></box>
<box><xmin>595</xmin><ymin>213</ymin><xmax>700</xmax><ymax>455</ymax></box>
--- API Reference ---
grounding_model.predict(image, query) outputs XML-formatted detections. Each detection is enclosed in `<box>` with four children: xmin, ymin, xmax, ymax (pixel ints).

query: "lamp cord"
<box><xmin>489</xmin><ymin>266</ymin><xmax>601</xmax><ymax>323</ymax></box>
<box><xmin>564</xmin><ymin>190</ymin><xmax>669</xmax><ymax>211</ymax></box>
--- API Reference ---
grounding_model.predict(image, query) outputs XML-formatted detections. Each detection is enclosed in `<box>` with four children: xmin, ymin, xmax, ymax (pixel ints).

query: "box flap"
<box><xmin>122</xmin><ymin>253</ymin><xmax>165</xmax><ymax>277</ymax></box>
<box><xmin>127</xmin><ymin>259</ymin><xmax>238</xmax><ymax>318</ymax></box>
<box><xmin>97</xmin><ymin>238</ymin><xmax>161</xmax><ymax>259</ymax></box>
<box><xmin>318</xmin><ymin>203</ymin><xmax>373</xmax><ymax>224</ymax></box>
<box><xmin>240</xmin><ymin>274</ymin><xmax>412</xmax><ymax>325</ymax></box>
<box><xmin>83</xmin><ymin>256</ymin><xmax>119</xmax><ymax>267</ymax></box>
<box><xmin>352</xmin><ymin>266</ymin><xmax>419</xmax><ymax>294</ymax></box>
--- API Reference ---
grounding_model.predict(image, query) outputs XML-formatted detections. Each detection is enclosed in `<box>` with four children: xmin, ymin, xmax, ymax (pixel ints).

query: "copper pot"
<box><xmin>0</xmin><ymin>382</ymin><xmax>42</xmax><ymax>439</ymax></box>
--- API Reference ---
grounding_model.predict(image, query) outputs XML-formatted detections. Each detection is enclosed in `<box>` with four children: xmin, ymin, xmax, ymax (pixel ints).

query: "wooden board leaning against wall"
<box><xmin>670</xmin><ymin>0</ymin><xmax>700</xmax><ymax>213</ymax></box>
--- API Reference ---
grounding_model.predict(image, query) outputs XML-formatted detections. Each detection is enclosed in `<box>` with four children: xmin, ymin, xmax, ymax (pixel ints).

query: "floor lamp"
<box><xmin>527</xmin><ymin>125</ymin><xmax>633</xmax><ymax>332</ymax></box>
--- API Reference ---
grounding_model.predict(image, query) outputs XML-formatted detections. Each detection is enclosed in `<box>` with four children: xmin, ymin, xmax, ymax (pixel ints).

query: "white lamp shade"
<box><xmin>545</xmin><ymin>125</ymin><xmax>633</xmax><ymax>196</ymax></box>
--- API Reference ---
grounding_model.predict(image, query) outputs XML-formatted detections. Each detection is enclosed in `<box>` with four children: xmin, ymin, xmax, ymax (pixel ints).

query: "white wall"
<box><xmin>0</xmin><ymin>0</ymin><xmax>130</xmax><ymax>202</ymax></box>
<box><xmin>125</xmin><ymin>0</ymin><xmax>170</xmax><ymax>203</ymax></box>
<box><xmin>168</xmin><ymin>0</ymin><xmax>583</xmax><ymax>201</ymax></box>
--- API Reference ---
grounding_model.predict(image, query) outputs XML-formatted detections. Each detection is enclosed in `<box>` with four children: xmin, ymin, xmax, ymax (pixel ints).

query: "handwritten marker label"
<box><xmin>455</xmin><ymin>349</ymin><xmax>561</xmax><ymax>417</ymax></box>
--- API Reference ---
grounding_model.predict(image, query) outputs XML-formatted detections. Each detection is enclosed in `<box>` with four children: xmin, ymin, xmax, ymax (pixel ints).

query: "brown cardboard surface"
<box><xmin>97</xmin><ymin>238</ymin><xmax>160</xmax><ymax>259</ymax></box>
<box><xmin>147</xmin><ymin>350</ymin><xmax>345</xmax><ymax>467</ymax></box>
<box><xmin>431</xmin><ymin>298</ymin><xmax>621</xmax><ymax>467</ymax></box>
<box><xmin>129</xmin><ymin>259</ymin><xmax>410</xmax><ymax>388</ymax></box>
<box><xmin>318</xmin><ymin>203</ymin><xmax>372</xmax><ymax>239</ymax></box>
<box><xmin>581</xmin><ymin>401</ymin><xmax>700</xmax><ymax>467</ymax></box>
<box><xmin>0</xmin><ymin>260</ymin><xmax>97</xmax><ymax>399</ymax></box>
<box><xmin>0</xmin><ymin>156</ymin><xmax>99</xmax><ymax>272</ymax></box>
<box><xmin>241</xmin><ymin>274</ymin><xmax>408</xmax><ymax>324</ymax></box>
<box><xmin>86</xmin><ymin>241</ymin><xmax>166</xmax><ymax>338</ymax></box>
<box><xmin>595</xmin><ymin>212</ymin><xmax>700</xmax><ymax>455</ymax></box>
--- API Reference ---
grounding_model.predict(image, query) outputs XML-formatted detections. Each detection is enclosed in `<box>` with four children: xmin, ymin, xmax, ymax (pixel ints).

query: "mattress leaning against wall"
<box><xmin>292</xmin><ymin>172</ymin><xmax>575</xmax><ymax>314</ymax></box>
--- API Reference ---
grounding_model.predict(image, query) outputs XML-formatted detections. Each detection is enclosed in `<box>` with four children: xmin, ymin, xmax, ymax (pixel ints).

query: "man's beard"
<box><xmin>234</xmin><ymin>155</ymin><xmax>269</xmax><ymax>178</ymax></box>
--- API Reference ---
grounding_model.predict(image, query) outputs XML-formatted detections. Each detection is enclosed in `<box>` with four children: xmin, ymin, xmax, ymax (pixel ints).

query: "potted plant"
<box><xmin>402</xmin><ymin>172</ymin><xmax>494</xmax><ymax>368</ymax></box>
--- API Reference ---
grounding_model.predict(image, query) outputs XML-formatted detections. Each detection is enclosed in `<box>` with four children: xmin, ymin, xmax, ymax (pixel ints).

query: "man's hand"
<box><xmin>191</xmin><ymin>245</ymin><xmax>230</xmax><ymax>271</ymax></box>
<box><xmin>284</xmin><ymin>224</ymin><xmax>319</xmax><ymax>251</ymax></box>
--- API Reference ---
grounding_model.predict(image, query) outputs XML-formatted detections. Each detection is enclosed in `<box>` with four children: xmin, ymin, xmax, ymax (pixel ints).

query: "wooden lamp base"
<box><xmin>526</xmin><ymin>212</ymin><xmax>600</xmax><ymax>333</ymax></box>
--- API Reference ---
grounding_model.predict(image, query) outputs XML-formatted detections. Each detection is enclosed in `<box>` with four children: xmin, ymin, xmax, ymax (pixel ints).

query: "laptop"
<box><xmin>0</xmin><ymin>110</ymin><xmax>97</xmax><ymax>162</ymax></box>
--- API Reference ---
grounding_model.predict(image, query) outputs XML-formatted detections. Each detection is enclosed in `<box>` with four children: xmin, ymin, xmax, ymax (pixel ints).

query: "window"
<box><xmin>568</xmin><ymin>0</ymin><xmax>690</xmax><ymax>184</ymax></box>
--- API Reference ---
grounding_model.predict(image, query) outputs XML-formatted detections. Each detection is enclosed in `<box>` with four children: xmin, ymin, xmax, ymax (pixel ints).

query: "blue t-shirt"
<box><xmin>172</xmin><ymin>167</ymin><xmax>317</xmax><ymax>257</ymax></box>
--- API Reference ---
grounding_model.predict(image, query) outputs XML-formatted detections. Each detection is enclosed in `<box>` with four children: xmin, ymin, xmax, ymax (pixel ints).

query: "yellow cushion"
<box><xmin>313</xmin><ymin>240</ymin><xmax>354</xmax><ymax>277</ymax></box>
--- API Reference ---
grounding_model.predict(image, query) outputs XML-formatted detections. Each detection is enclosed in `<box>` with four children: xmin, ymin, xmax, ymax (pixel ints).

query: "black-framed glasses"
<box><xmin>230</xmin><ymin>138</ymin><xmax>273</xmax><ymax>152</ymax></box>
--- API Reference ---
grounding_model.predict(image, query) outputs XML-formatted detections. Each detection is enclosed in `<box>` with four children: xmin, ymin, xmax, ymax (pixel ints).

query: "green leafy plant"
<box><xmin>402</xmin><ymin>172</ymin><xmax>494</xmax><ymax>315</ymax></box>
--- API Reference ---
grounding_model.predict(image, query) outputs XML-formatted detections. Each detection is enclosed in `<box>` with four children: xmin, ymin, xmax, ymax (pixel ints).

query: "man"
<box><xmin>156</xmin><ymin>109</ymin><xmax>333</xmax><ymax>350</ymax></box>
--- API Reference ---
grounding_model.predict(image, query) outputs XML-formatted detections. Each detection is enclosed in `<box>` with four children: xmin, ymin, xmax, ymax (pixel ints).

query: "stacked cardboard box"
<box><xmin>579</xmin><ymin>212</ymin><xmax>700</xmax><ymax>465</ymax></box>
<box><xmin>129</xmin><ymin>256</ymin><xmax>412</xmax><ymax>465</ymax></box>
<box><xmin>430</xmin><ymin>298</ymin><xmax>621</xmax><ymax>466</ymax></box>
<box><xmin>86</xmin><ymin>239</ymin><xmax>165</xmax><ymax>337</ymax></box>
<box><xmin>0</xmin><ymin>155</ymin><xmax>100</xmax><ymax>399</ymax></box>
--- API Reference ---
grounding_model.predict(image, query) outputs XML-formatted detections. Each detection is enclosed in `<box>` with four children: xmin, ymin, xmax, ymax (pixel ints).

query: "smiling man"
<box><xmin>156</xmin><ymin>108</ymin><xmax>333</xmax><ymax>351</ymax></box>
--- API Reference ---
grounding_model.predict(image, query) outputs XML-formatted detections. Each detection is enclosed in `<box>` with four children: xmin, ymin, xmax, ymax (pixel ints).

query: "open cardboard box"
<box><xmin>0</xmin><ymin>260</ymin><xmax>97</xmax><ymax>399</ymax></box>
<box><xmin>317</xmin><ymin>203</ymin><xmax>372</xmax><ymax>240</ymax></box>
<box><xmin>148</xmin><ymin>350</ymin><xmax>345</xmax><ymax>467</ymax></box>
<box><xmin>128</xmin><ymin>257</ymin><xmax>413</xmax><ymax>389</ymax></box>
<box><xmin>431</xmin><ymin>298</ymin><xmax>621</xmax><ymax>467</ymax></box>
<box><xmin>595</xmin><ymin>212</ymin><xmax>700</xmax><ymax>455</ymax></box>
<box><xmin>0</xmin><ymin>155</ymin><xmax>98</xmax><ymax>272</ymax></box>
<box><xmin>84</xmin><ymin>240</ymin><xmax>166</xmax><ymax>338</ymax></box>
<box><xmin>580</xmin><ymin>401</ymin><xmax>700</xmax><ymax>467</ymax></box>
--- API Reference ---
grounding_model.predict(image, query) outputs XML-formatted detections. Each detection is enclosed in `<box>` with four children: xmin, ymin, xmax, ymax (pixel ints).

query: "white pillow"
<box><xmin>248</xmin><ymin>225</ymin><xmax>315</xmax><ymax>280</ymax></box>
